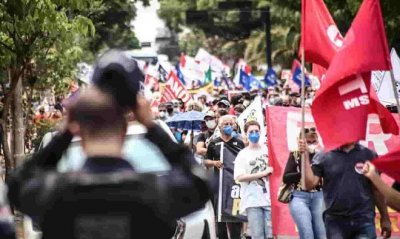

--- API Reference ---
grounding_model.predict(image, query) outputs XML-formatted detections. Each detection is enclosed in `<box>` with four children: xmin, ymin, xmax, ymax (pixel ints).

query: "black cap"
<box><xmin>92</xmin><ymin>49</ymin><xmax>144</xmax><ymax>108</ymax></box>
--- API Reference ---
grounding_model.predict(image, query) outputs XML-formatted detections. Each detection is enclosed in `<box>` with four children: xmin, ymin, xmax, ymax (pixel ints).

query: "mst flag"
<box><xmin>300</xmin><ymin>0</ymin><xmax>343</xmax><ymax>67</ymax></box>
<box><xmin>161</xmin><ymin>71</ymin><xmax>192</xmax><ymax>104</ymax></box>
<box><xmin>217</xmin><ymin>142</ymin><xmax>247</xmax><ymax>222</ymax></box>
<box><xmin>312</xmin><ymin>0</ymin><xmax>395</xmax><ymax>150</ymax></box>
<box><xmin>264</xmin><ymin>68</ymin><xmax>278</xmax><ymax>86</ymax></box>
<box><xmin>237</xmin><ymin>96</ymin><xmax>266</xmax><ymax>145</ymax></box>
<box><xmin>373</xmin><ymin>144</ymin><xmax>400</xmax><ymax>182</ymax></box>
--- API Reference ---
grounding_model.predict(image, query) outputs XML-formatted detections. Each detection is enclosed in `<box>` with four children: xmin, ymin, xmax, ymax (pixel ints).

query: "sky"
<box><xmin>131</xmin><ymin>0</ymin><xmax>167</xmax><ymax>52</ymax></box>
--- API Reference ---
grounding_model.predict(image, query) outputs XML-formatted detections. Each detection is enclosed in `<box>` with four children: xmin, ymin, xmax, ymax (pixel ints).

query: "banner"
<box><xmin>217</xmin><ymin>142</ymin><xmax>247</xmax><ymax>222</ymax></box>
<box><xmin>160</xmin><ymin>71</ymin><xmax>192</xmax><ymax>104</ymax></box>
<box><xmin>237</xmin><ymin>96</ymin><xmax>266</xmax><ymax>145</ymax></box>
<box><xmin>372</xmin><ymin>48</ymin><xmax>400</xmax><ymax>101</ymax></box>
<box><xmin>266</xmin><ymin>106</ymin><xmax>400</xmax><ymax>236</ymax></box>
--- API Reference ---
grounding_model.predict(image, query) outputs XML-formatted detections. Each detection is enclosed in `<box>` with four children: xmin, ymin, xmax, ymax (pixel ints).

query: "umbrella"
<box><xmin>166</xmin><ymin>111</ymin><xmax>205</xmax><ymax>151</ymax></box>
<box><xmin>165</xmin><ymin>110</ymin><xmax>205</xmax><ymax>131</ymax></box>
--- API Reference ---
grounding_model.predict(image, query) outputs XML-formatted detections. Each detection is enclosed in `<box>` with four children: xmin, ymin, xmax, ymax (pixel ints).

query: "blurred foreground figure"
<box><xmin>7</xmin><ymin>88</ymin><xmax>212</xmax><ymax>239</ymax></box>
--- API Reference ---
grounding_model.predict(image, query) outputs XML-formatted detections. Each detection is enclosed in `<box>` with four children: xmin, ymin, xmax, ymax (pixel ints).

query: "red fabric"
<box><xmin>180</xmin><ymin>53</ymin><xmax>186</xmax><ymax>68</ymax></box>
<box><xmin>144</xmin><ymin>74</ymin><xmax>160</xmax><ymax>91</ymax></box>
<box><xmin>266</xmin><ymin>106</ymin><xmax>400</xmax><ymax>236</ymax></box>
<box><xmin>374</xmin><ymin>144</ymin><xmax>400</xmax><ymax>182</ymax></box>
<box><xmin>312</xmin><ymin>0</ymin><xmax>393</xmax><ymax>150</ymax></box>
<box><xmin>299</xmin><ymin>0</ymin><xmax>343</xmax><ymax>68</ymax></box>
<box><xmin>244</xmin><ymin>65</ymin><xmax>252</xmax><ymax>74</ymax></box>
<box><xmin>160</xmin><ymin>71</ymin><xmax>192</xmax><ymax>104</ymax></box>
<box><xmin>312</xmin><ymin>63</ymin><xmax>326</xmax><ymax>82</ymax></box>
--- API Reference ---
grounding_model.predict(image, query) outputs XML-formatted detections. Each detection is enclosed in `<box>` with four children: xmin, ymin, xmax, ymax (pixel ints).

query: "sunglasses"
<box><xmin>304</xmin><ymin>127</ymin><xmax>316</xmax><ymax>134</ymax></box>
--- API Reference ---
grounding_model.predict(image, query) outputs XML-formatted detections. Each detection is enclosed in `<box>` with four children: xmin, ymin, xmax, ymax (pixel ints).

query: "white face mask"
<box><xmin>308</xmin><ymin>144</ymin><xmax>319</xmax><ymax>153</ymax></box>
<box><xmin>159</xmin><ymin>112</ymin><xmax>166</xmax><ymax>118</ymax></box>
<box><xmin>243</xmin><ymin>100</ymin><xmax>250</xmax><ymax>107</ymax></box>
<box><xmin>206</xmin><ymin>120</ymin><xmax>217</xmax><ymax>129</ymax></box>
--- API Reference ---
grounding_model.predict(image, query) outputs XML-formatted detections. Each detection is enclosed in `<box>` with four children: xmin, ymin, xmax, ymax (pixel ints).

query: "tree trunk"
<box><xmin>2</xmin><ymin>69</ymin><xmax>14</xmax><ymax>177</ymax></box>
<box><xmin>12</xmin><ymin>76</ymin><xmax>24</xmax><ymax>167</ymax></box>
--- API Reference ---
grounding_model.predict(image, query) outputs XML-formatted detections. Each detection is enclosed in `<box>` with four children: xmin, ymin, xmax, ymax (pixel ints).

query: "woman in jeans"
<box><xmin>282</xmin><ymin>128</ymin><xmax>326</xmax><ymax>239</ymax></box>
<box><xmin>234</xmin><ymin>120</ymin><xmax>273</xmax><ymax>239</ymax></box>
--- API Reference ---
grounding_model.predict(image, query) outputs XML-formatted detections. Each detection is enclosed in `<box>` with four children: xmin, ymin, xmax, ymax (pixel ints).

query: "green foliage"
<box><xmin>32</xmin><ymin>118</ymin><xmax>56</xmax><ymax>151</ymax></box>
<box><xmin>82</xmin><ymin>0</ymin><xmax>146</xmax><ymax>53</ymax></box>
<box><xmin>159</xmin><ymin>0</ymin><xmax>400</xmax><ymax>68</ymax></box>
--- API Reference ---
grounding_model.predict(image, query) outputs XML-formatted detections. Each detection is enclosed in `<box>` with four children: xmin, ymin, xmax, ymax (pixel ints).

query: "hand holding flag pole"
<box><xmin>300</xmin><ymin>49</ymin><xmax>307</xmax><ymax>190</ymax></box>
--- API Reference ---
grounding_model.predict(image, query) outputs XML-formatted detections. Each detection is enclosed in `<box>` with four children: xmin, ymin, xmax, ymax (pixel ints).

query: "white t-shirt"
<box><xmin>234</xmin><ymin>145</ymin><xmax>271</xmax><ymax>215</ymax></box>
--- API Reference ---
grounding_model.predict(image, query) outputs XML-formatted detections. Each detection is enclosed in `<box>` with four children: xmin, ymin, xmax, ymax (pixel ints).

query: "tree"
<box><xmin>83</xmin><ymin>0</ymin><xmax>150</xmax><ymax>53</ymax></box>
<box><xmin>159</xmin><ymin>0</ymin><xmax>400</xmax><ymax>69</ymax></box>
<box><xmin>0</xmin><ymin>0</ymin><xmax>95</xmax><ymax>175</ymax></box>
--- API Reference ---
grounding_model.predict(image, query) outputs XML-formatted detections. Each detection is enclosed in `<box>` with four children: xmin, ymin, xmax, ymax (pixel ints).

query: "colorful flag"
<box><xmin>312</xmin><ymin>64</ymin><xmax>327</xmax><ymax>82</ymax></box>
<box><xmin>311</xmin><ymin>0</ymin><xmax>396</xmax><ymax>150</ymax></box>
<box><xmin>291</xmin><ymin>60</ymin><xmax>311</xmax><ymax>87</ymax></box>
<box><xmin>158</xmin><ymin>64</ymin><xmax>168</xmax><ymax>82</ymax></box>
<box><xmin>300</xmin><ymin>0</ymin><xmax>343</xmax><ymax>67</ymax></box>
<box><xmin>180</xmin><ymin>52</ymin><xmax>186</xmax><ymax>68</ymax></box>
<box><xmin>264</xmin><ymin>68</ymin><xmax>278</xmax><ymax>86</ymax></box>
<box><xmin>175</xmin><ymin>64</ymin><xmax>186</xmax><ymax>85</ymax></box>
<box><xmin>161</xmin><ymin>71</ymin><xmax>192</xmax><ymax>104</ymax></box>
<box><xmin>204</xmin><ymin>66</ymin><xmax>212</xmax><ymax>85</ymax></box>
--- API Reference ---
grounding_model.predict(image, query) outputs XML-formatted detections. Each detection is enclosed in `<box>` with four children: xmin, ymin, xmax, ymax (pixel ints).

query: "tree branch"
<box><xmin>0</xmin><ymin>40</ymin><xmax>15</xmax><ymax>53</ymax></box>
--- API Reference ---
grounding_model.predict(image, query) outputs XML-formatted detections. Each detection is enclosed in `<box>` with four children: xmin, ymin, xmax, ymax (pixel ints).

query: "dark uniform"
<box><xmin>7</xmin><ymin>124</ymin><xmax>213</xmax><ymax>239</ymax></box>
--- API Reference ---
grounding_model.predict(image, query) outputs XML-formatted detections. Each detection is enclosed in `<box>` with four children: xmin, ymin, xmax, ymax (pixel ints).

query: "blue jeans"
<box><xmin>324</xmin><ymin>214</ymin><xmax>376</xmax><ymax>239</ymax></box>
<box><xmin>246</xmin><ymin>206</ymin><xmax>272</xmax><ymax>239</ymax></box>
<box><xmin>289</xmin><ymin>190</ymin><xmax>326</xmax><ymax>239</ymax></box>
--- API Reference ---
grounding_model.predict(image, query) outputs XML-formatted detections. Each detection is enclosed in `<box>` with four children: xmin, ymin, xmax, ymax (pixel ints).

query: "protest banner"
<box><xmin>217</xmin><ymin>142</ymin><xmax>247</xmax><ymax>223</ymax></box>
<box><xmin>160</xmin><ymin>71</ymin><xmax>192</xmax><ymax>104</ymax></box>
<box><xmin>266</xmin><ymin>106</ymin><xmax>400</xmax><ymax>237</ymax></box>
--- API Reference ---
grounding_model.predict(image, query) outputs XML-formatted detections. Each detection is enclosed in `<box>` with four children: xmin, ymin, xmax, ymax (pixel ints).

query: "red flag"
<box><xmin>300</xmin><ymin>0</ymin><xmax>343</xmax><ymax>68</ymax></box>
<box><xmin>312</xmin><ymin>64</ymin><xmax>327</xmax><ymax>82</ymax></box>
<box><xmin>161</xmin><ymin>71</ymin><xmax>192</xmax><ymax>104</ymax></box>
<box><xmin>373</xmin><ymin>144</ymin><xmax>400</xmax><ymax>182</ymax></box>
<box><xmin>180</xmin><ymin>53</ymin><xmax>186</xmax><ymax>68</ymax></box>
<box><xmin>312</xmin><ymin>0</ymin><xmax>394</xmax><ymax>150</ymax></box>
<box><xmin>369</xmin><ymin>86</ymin><xmax>399</xmax><ymax>135</ymax></box>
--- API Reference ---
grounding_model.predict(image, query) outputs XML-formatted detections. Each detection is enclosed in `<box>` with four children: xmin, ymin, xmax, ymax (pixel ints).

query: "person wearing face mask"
<box><xmin>282</xmin><ymin>128</ymin><xmax>326</xmax><ymax>239</ymax></box>
<box><xmin>204</xmin><ymin>115</ymin><xmax>245</xmax><ymax>239</ymax></box>
<box><xmin>196</xmin><ymin>111</ymin><xmax>217</xmax><ymax>158</ymax></box>
<box><xmin>165</xmin><ymin>102</ymin><xmax>175</xmax><ymax>120</ymax></box>
<box><xmin>234</xmin><ymin>121</ymin><xmax>273</xmax><ymax>239</ymax></box>
<box><xmin>158</xmin><ymin>104</ymin><xmax>167</xmax><ymax>121</ymax></box>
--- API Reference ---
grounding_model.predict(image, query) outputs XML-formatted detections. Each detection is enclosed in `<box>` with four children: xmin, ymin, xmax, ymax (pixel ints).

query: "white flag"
<box><xmin>237</xmin><ymin>96</ymin><xmax>266</xmax><ymax>144</ymax></box>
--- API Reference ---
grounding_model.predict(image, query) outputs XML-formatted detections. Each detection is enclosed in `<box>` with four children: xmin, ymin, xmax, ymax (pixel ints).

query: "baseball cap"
<box><xmin>204</xmin><ymin>111</ymin><xmax>215</xmax><ymax>119</ymax></box>
<box><xmin>91</xmin><ymin>49</ymin><xmax>144</xmax><ymax>108</ymax></box>
<box><xmin>218</xmin><ymin>99</ymin><xmax>230</xmax><ymax>107</ymax></box>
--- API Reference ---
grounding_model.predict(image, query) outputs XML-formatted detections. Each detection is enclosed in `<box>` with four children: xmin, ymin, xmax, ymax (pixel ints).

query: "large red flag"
<box><xmin>299</xmin><ymin>0</ymin><xmax>343</xmax><ymax>68</ymax></box>
<box><xmin>373</xmin><ymin>144</ymin><xmax>400</xmax><ymax>182</ymax></box>
<box><xmin>312</xmin><ymin>0</ymin><xmax>395</xmax><ymax>150</ymax></box>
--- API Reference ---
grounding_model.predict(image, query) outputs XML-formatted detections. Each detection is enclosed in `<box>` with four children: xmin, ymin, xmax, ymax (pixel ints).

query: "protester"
<box><xmin>283</xmin><ymin>129</ymin><xmax>325</xmax><ymax>239</ymax></box>
<box><xmin>204</xmin><ymin>115</ymin><xmax>245</xmax><ymax>239</ymax></box>
<box><xmin>33</xmin><ymin>106</ymin><xmax>48</xmax><ymax>123</ymax></box>
<box><xmin>196</xmin><ymin>111</ymin><xmax>217</xmax><ymax>158</ymax></box>
<box><xmin>7</xmin><ymin>88</ymin><xmax>212</xmax><ymax>239</ymax></box>
<box><xmin>303</xmin><ymin>141</ymin><xmax>392</xmax><ymax>239</ymax></box>
<box><xmin>0</xmin><ymin>180</ymin><xmax>15</xmax><ymax>239</ymax></box>
<box><xmin>363</xmin><ymin>161</ymin><xmax>400</xmax><ymax>211</ymax></box>
<box><xmin>234</xmin><ymin>120</ymin><xmax>273</xmax><ymax>239</ymax></box>
<box><xmin>158</xmin><ymin>103</ymin><xmax>168</xmax><ymax>121</ymax></box>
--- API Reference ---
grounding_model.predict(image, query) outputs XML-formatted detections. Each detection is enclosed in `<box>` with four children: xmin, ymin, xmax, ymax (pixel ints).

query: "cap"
<box><xmin>218</xmin><ymin>99</ymin><xmax>230</xmax><ymax>107</ymax></box>
<box><xmin>92</xmin><ymin>49</ymin><xmax>144</xmax><ymax>108</ymax></box>
<box><xmin>204</xmin><ymin>111</ymin><xmax>215</xmax><ymax>119</ymax></box>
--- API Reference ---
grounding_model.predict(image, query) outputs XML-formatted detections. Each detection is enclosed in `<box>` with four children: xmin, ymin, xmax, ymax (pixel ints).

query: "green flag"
<box><xmin>204</xmin><ymin>66</ymin><xmax>212</xmax><ymax>85</ymax></box>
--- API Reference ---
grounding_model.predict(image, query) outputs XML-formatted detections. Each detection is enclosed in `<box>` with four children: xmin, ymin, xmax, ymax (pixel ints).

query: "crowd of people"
<box><xmin>0</xmin><ymin>49</ymin><xmax>399</xmax><ymax>239</ymax></box>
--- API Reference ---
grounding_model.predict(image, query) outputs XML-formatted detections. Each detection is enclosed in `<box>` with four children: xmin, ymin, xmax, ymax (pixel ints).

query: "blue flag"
<box><xmin>175</xmin><ymin>64</ymin><xmax>186</xmax><ymax>85</ymax></box>
<box><xmin>264</xmin><ymin>68</ymin><xmax>277</xmax><ymax>86</ymax></box>
<box><xmin>240</xmin><ymin>69</ymin><xmax>261</xmax><ymax>91</ymax></box>
<box><xmin>292</xmin><ymin>65</ymin><xmax>311</xmax><ymax>87</ymax></box>
<box><xmin>214</xmin><ymin>77</ymin><xmax>222</xmax><ymax>87</ymax></box>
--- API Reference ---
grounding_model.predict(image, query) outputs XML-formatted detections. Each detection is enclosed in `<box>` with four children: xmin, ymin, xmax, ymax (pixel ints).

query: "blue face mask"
<box><xmin>223</xmin><ymin>125</ymin><xmax>233</xmax><ymax>136</ymax></box>
<box><xmin>248</xmin><ymin>132</ymin><xmax>260</xmax><ymax>144</ymax></box>
<box><xmin>231</xmin><ymin>131</ymin><xmax>238</xmax><ymax>138</ymax></box>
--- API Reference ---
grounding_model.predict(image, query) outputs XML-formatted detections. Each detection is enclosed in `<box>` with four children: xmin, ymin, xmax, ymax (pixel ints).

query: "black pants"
<box><xmin>325</xmin><ymin>214</ymin><xmax>376</xmax><ymax>239</ymax></box>
<box><xmin>217</xmin><ymin>222</ymin><xmax>242</xmax><ymax>239</ymax></box>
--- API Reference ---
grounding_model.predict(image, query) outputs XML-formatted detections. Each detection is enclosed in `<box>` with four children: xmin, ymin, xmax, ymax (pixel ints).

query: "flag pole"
<box><xmin>389</xmin><ymin>69</ymin><xmax>400</xmax><ymax>120</ymax></box>
<box><xmin>300</xmin><ymin>49</ymin><xmax>307</xmax><ymax>190</ymax></box>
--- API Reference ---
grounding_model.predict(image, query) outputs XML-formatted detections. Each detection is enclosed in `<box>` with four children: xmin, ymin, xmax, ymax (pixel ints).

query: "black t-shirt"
<box><xmin>197</xmin><ymin>130</ymin><xmax>213</xmax><ymax>145</ymax></box>
<box><xmin>206</xmin><ymin>136</ymin><xmax>244</xmax><ymax>174</ymax></box>
<box><xmin>312</xmin><ymin>144</ymin><xmax>377</xmax><ymax>220</ymax></box>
